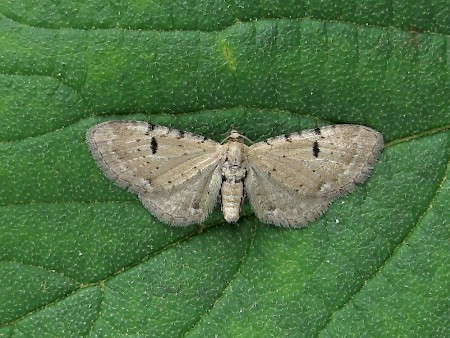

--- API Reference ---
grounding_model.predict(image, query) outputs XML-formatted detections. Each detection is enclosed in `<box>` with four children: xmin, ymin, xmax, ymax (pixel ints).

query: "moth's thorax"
<box><xmin>221</xmin><ymin>140</ymin><xmax>247</xmax><ymax>223</ymax></box>
<box><xmin>222</xmin><ymin>141</ymin><xmax>247</xmax><ymax>181</ymax></box>
<box><xmin>225</xmin><ymin>139</ymin><xmax>245</xmax><ymax>166</ymax></box>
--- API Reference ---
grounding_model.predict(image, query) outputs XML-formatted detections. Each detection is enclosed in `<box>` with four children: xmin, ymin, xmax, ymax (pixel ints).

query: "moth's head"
<box><xmin>221</xmin><ymin>130</ymin><xmax>253</xmax><ymax>145</ymax></box>
<box><xmin>221</xmin><ymin>130</ymin><xmax>244</xmax><ymax>144</ymax></box>
<box><xmin>229</xmin><ymin>130</ymin><xmax>242</xmax><ymax>140</ymax></box>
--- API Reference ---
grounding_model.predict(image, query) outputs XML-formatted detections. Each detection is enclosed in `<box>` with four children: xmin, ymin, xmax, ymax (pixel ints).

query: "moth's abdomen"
<box><xmin>221</xmin><ymin>141</ymin><xmax>247</xmax><ymax>223</ymax></box>
<box><xmin>221</xmin><ymin>180</ymin><xmax>244</xmax><ymax>223</ymax></box>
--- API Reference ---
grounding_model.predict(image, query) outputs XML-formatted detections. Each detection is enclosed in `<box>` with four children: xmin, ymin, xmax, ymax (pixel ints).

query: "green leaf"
<box><xmin>1</xmin><ymin>1</ymin><xmax>449</xmax><ymax>337</ymax></box>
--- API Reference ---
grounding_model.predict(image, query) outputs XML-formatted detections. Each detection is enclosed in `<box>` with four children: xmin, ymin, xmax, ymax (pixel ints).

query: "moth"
<box><xmin>87</xmin><ymin>121</ymin><xmax>383</xmax><ymax>227</ymax></box>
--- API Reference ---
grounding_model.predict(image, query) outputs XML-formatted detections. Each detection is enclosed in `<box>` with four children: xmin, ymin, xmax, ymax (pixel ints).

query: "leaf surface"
<box><xmin>1</xmin><ymin>2</ymin><xmax>449</xmax><ymax>337</ymax></box>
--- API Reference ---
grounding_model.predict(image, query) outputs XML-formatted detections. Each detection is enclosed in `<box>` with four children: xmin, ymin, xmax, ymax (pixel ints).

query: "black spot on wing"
<box><xmin>313</xmin><ymin>141</ymin><xmax>320</xmax><ymax>158</ymax></box>
<box><xmin>314</xmin><ymin>127</ymin><xmax>321</xmax><ymax>135</ymax></box>
<box><xmin>174</xmin><ymin>130</ymin><xmax>185</xmax><ymax>139</ymax></box>
<box><xmin>148</xmin><ymin>123</ymin><xmax>155</xmax><ymax>130</ymax></box>
<box><xmin>192</xmin><ymin>200</ymin><xmax>200</xmax><ymax>210</ymax></box>
<box><xmin>284</xmin><ymin>134</ymin><xmax>293</xmax><ymax>142</ymax></box>
<box><xmin>151</xmin><ymin>137</ymin><xmax>158</xmax><ymax>154</ymax></box>
<box><xmin>145</xmin><ymin>123</ymin><xmax>155</xmax><ymax>135</ymax></box>
<box><xmin>267</xmin><ymin>204</ymin><xmax>276</xmax><ymax>212</ymax></box>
